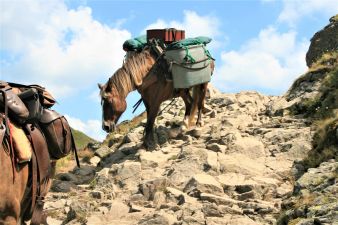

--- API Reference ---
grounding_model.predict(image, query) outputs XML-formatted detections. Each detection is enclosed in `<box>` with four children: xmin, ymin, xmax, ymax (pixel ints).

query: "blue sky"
<box><xmin>1</xmin><ymin>0</ymin><xmax>337</xmax><ymax>140</ymax></box>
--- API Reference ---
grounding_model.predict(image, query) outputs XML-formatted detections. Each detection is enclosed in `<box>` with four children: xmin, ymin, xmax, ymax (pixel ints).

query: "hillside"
<box><xmin>45</xmin><ymin>15</ymin><xmax>337</xmax><ymax>225</ymax></box>
<box><xmin>71</xmin><ymin>128</ymin><xmax>97</xmax><ymax>150</ymax></box>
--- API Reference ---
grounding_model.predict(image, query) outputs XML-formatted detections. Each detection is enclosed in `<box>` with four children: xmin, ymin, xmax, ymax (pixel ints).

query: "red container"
<box><xmin>147</xmin><ymin>28</ymin><xmax>185</xmax><ymax>43</ymax></box>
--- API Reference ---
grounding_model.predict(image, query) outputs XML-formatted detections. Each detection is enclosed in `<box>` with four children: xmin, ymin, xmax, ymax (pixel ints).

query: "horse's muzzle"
<box><xmin>102</xmin><ymin>121</ymin><xmax>116</xmax><ymax>133</ymax></box>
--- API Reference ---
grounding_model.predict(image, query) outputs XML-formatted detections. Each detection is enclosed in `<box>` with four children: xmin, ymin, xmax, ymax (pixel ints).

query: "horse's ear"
<box><xmin>98</xmin><ymin>83</ymin><xmax>103</xmax><ymax>90</ymax></box>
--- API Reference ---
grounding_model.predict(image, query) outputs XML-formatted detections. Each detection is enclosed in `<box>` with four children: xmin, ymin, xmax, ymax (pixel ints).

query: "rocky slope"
<box><xmin>44</xmin><ymin>16</ymin><xmax>337</xmax><ymax>225</ymax></box>
<box><xmin>45</xmin><ymin>90</ymin><xmax>314</xmax><ymax>225</ymax></box>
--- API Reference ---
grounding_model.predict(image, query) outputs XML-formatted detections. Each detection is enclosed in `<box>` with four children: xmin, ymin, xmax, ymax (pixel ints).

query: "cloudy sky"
<box><xmin>1</xmin><ymin>0</ymin><xmax>337</xmax><ymax>140</ymax></box>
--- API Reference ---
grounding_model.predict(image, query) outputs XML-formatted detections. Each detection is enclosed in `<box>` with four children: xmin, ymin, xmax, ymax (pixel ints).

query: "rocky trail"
<box><xmin>45</xmin><ymin>90</ymin><xmax>318</xmax><ymax>225</ymax></box>
<box><xmin>44</xmin><ymin>15</ymin><xmax>338</xmax><ymax>225</ymax></box>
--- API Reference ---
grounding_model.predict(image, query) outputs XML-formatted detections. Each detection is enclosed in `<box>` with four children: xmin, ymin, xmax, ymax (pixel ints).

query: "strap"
<box><xmin>158</xmin><ymin>97</ymin><xmax>177</xmax><ymax>117</ymax></box>
<box><xmin>183</xmin><ymin>46</ymin><xmax>196</xmax><ymax>63</ymax></box>
<box><xmin>30</xmin><ymin>148</ymin><xmax>38</xmax><ymax>215</ymax></box>
<box><xmin>63</xmin><ymin>117</ymin><xmax>80</xmax><ymax>168</ymax></box>
<box><xmin>172</xmin><ymin>59</ymin><xmax>211</xmax><ymax>70</ymax></box>
<box><xmin>70</xmin><ymin>130</ymin><xmax>80</xmax><ymax>168</ymax></box>
<box><xmin>0</xmin><ymin>89</ymin><xmax>16</xmax><ymax>182</ymax></box>
<box><xmin>132</xmin><ymin>98</ymin><xmax>143</xmax><ymax>113</ymax></box>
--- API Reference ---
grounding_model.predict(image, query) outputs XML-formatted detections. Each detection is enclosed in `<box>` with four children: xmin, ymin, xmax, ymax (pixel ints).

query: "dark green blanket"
<box><xmin>166</xmin><ymin>36</ymin><xmax>212</xmax><ymax>50</ymax></box>
<box><xmin>123</xmin><ymin>35</ymin><xmax>147</xmax><ymax>51</ymax></box>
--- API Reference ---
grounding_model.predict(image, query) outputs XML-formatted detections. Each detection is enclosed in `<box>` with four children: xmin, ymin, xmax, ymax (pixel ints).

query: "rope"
<box><xmin>183</xmin><ymin>46</ymin><xmax>196</xmax><ymax>63</ymax></box>
<box><xmin>157</xmin><ymin>97</ymin><xmax>178</xmax><ymax>117</ymax></box>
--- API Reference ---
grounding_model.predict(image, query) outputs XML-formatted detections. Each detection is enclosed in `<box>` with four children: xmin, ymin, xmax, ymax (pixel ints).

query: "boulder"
<box><xmin>183</xmin><ymin>173</ymin><xmax>223</xmax><ymax>197</ymax></box>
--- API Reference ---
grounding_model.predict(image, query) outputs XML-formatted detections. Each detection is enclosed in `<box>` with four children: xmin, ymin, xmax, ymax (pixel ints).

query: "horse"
<box><xmin>0</xmin><ymin>119</ymin><xmax>54</xmax><ymax>225</ymax></box>
<box><xmin>99</xmin><ymin>46</ymin><xmax>214</xmax><ymax>150</ymax></box>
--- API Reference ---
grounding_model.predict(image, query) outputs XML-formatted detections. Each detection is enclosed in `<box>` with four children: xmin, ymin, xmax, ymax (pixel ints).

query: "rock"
<box><xmin>183</xmin><ymin>173</ymin><xmax>223</xmax><ymax>197</ymax></box>
<box><xmin>46</xmin><ymin>217</ymin><xmax>63</xmax><ymax>225</ymax></box>
<box><xmin>200</xmin><ymin>193</ymin><xmax>238</xmax><ymax>206</ymax></box>
<box><xmin>109</xmin><ymin>200</ymin><xmax>130</xmax><ymax>219</ymax></box>
<box><xmin>95</xmin><ymin>146</ymin><xmax>112</xmax><ymax>158</ymax></box>
<box><xmin>306</xmin><ymin>15</ymin><xmax>338</xmax><ymax>67</ymax></box>
<box><xmin>139</xmin><ymin>150</ymin><xmax>170</xmax><ymax>168</ymax></box>
<box><xmin>140</xmin><ymin>177</ymin><xmax>169</xmax><ymax>200</ymax></box>
<box><xmin>211</xmin><ymin>95</ymin><xmax>236</xmax><ymax>107</ymax></box>
<box><xmin>119</xmin><ymin>142</ymin><xmax>139</xmax><ymax>155</ymax></box>
<box><xmin>206</xmin><ymin>143</ymin><xmax>226</xmax><ymax>153</ymax></box>
<box><xmin>138</xmin><ymin>213</ymin><xmax>175</xmax><ymax>225</ymax></box>
<box><xmin>90</xmin><ymin>191</ymin><xmax>104</xmax><ymax>199</ymax></box>
<box><xmin>189</xmin><ymin>128</ymin><xmax>203</xmax><ymax>138</ymax></box>
<box><xmin>56</xmin><ymin>173</ymin><xmax>79</xmax><ymax>183</ymax></box>
<box><xmin>202</xmin><ymin>203</ymin><xmax>224</xmax><ymax>217</ymax></box>
<box><xmin>156</xmin><ymin>126</ymin><xmax>169</xmax><ymax>145</ymax></box>
<box><xmin>227</xmin><ymin>215</ymin><xmax>261</xmax><ymax>225</ymax></box>
<box><xmin>295</xmin><ymin>161</ymin><xmax>337</xmax><ymax>193</ymax></box>
<box><xmin>129</xmin><ymin>203</ymin><xmax>143</xmax><ymax>212</ymax></box>
<box><xmin>153</xmin><ymin>191</ymin><xmax>166</xmax><ymax>209</ymax></box>
<box><xmin>230</xmin><ymin>136</ymin><xmax>265</xmax><ymax>159</ymax></box>
<box><xmin>167</xmin><ymin>127</ymin><xmax>182</xmax><ymax>139</ymax></box>
<box><xmin>218</xmin><ymin>153</ymin><xmax>266</xmax><ymax>176</ymax></box>
<box><xmin>123</xmin><ymin>132</ymin><xmax>141</xmax><ymax>143</ymax></box>
<box><xmin>116</xmin><ymin>161</ymin><xmax>142</xmax><ymax>190</ymax></box>
<box><xmin>72</xmin><ymin>166</ymin><xmax>96</xmax><ymax>184</ymax></box>
<box><xmin>98</xmin><ymin>206</ymin><xmax>109</xmax><ymax>214</ymax></box>
<box><xmin>206</xmin><ymin>151</ymin><xmax>219</xmax><ymax>172</ymax></box>
<box><xmin>89</xmin><ymin>156</ymin><xmax>101</xmax><ymax>167</ymax></box>
<box><xmin>51</xmin><ymin>180</ymin><xmax>76</xmax><ymax>193</ymax></box>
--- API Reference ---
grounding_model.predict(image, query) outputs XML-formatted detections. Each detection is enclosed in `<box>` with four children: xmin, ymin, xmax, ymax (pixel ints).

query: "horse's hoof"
<box><xmin>181</xmin><ymin>124</ymin><xmax>188</xmax><ymax>131</ymax></box>
<box><xmin>144</xmin><ymin>141</ymin><xmax>157</xmax><ymax>151</ymax></box>
<box><xmin>197</xmin><ymin>121</ymin><xmax>204</xmax><ymax>127</ymax></box>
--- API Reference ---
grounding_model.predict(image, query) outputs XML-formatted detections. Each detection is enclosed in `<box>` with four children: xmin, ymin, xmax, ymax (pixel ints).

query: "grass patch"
<box><xmin>71</xmin><ymin>128</ymin><xmax>97</xmax><ymax>150</ymax></box>
<box><xmin>77</xmin><ymin>147</ymin><xmax>95</xmax><ymax>164</ymax></box>
<box><xmin>302</xmin><ymin>117</ymin><xmax>338</xmax><ymax>169</ymax></box>
<box><xmin>55</xmin><ymin>154</ymin><xmax>73</xmax><ymax>174</ymax></box>
<box><xmin>103</xmin><ymin>111</ymin><xmax>146</xmax><ymax>146</ymax></box>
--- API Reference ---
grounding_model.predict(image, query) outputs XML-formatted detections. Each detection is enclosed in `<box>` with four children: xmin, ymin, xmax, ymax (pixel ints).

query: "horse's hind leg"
<box><xmin>180</xmin><ymin>89</ymin><xmax>193</xmax><ymax>130</ymax></box>
<box><xmin>196</xmin><ymin>83</ymin><xmax>208</xmax><ymax>127</ymax></box>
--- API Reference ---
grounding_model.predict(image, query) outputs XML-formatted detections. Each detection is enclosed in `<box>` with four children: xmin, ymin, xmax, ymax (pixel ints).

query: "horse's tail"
<box><xmin>188</xmin><ymin>85</ymin><xmax>201</xmax><ymax>127</ymax></box>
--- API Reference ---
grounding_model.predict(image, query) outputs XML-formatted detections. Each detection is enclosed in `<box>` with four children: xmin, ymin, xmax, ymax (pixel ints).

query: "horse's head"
<box><xmin>98</xmin><ymin>81</ymin><xmax>126</xmax><ymax>133</ymax></box>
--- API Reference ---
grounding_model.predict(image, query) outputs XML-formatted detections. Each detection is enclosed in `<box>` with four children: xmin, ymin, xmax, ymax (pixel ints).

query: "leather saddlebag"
<box><xmin>7</xmin><ymin>82</ymin><xmax>56</xmax><ymax>109</ymax></box>
<box><xmin>147</xmin><ymin>28</ymin><xmax>185</xmax><ymax>44</ymax></box>
<box><xmin>0</xmin><ymin>82</ymin><xmax>29</xmax><ymax>124</ymax></box>
<box><xmin>18</xmin><ymin>88</ymin><xmax>44</xmax><ymax>123</ymax></box>
<box><xmin>39</xmin><ymin>109</ymin><xmax>76</xmax><ymax>159</ymax></box>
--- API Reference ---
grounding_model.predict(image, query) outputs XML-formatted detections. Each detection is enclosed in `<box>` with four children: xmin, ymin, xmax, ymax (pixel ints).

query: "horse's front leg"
<box><xmin>144</xmin><ymin>103</ymin><xmax>160</xmax><ymax>151</ymax></box>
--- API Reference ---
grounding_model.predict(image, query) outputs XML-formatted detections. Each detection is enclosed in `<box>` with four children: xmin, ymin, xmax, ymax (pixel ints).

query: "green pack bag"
<box><xmin>165</xmin><ymin>44</ymin><xmax>211</xmax><ymax>89</ymax></box>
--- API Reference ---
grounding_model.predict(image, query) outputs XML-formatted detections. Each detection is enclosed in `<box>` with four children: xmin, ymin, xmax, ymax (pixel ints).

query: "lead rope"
<box><xmin>157</xmin><ymin>97</ymin><xmax>178</xmax><ymax>117</ymax></box>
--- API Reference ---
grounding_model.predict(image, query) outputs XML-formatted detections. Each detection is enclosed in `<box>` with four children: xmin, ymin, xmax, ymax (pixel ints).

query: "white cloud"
<box><xmin>213</xmin><ymin>27</ymin><xmax>309</xmax><ymax>94</ymax></box>
<box><xmin>65</xmin><ymin>114</ymin><xmax>106</xmax><ymax>141</ymax></box>
<box><xmin>278</xmin><ymin>0</ymin><xmax>338</xmax><ymax>25</ymax></box>
<box><xmin>143</xmin><ymin>10</ymin><xmax>222</xmax><ymax>49</ymax></box>
<box><xmin>0</xmin><ymin>0</ymin><xmax>131</xmax><ymax>98</ymax></box>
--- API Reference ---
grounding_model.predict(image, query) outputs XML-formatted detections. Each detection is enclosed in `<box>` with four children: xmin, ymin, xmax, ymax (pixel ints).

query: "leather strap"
<box><xmin>0</xmin><ymin>89</ymin><xmax>16</xmax><ymax>181</ymax></box>
<box><xmin>31</xmin><ymin>148</ymin><xmax>37</xmax><ymax>215</ymax></box>
<box><xmin>63</xmin><ymin>117</ymin><xmax>80</xmax><ymax>168</ymax></box>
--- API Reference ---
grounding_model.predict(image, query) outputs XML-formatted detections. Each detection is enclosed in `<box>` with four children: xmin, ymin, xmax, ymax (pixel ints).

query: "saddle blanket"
<box><xmin>10</xmin><ymin>121</ymin><xmax>32</xmax><ymax>163</ymax></box>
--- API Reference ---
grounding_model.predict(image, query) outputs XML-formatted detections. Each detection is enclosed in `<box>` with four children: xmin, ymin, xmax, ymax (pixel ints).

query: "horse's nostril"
<box><xmin>103</xmin><ymin>125</ymin><xmax>110</xmax><ymax>132</ymax></box>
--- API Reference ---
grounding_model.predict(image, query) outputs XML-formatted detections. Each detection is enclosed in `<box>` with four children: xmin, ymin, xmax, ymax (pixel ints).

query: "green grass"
<box><xmin>103</xmin><ymin>111</ymin><xmax>146</xmax><ymax>146</ymax></box>
<box><xmin>71</xmin><ymin>128</ymin><xmax>97</xmax><ymax>150</ymax></box>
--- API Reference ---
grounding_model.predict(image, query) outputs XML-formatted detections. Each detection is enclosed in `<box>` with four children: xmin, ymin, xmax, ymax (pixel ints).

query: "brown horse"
<box><xmin>0</xmin><ymin>120</ymin><xmax>54</xmax><ymax>225</ymax></box>
<box><xmin>99</xmin><ymin>47</ymin><xmax>214</xmax><ymax>150</ymax></box>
